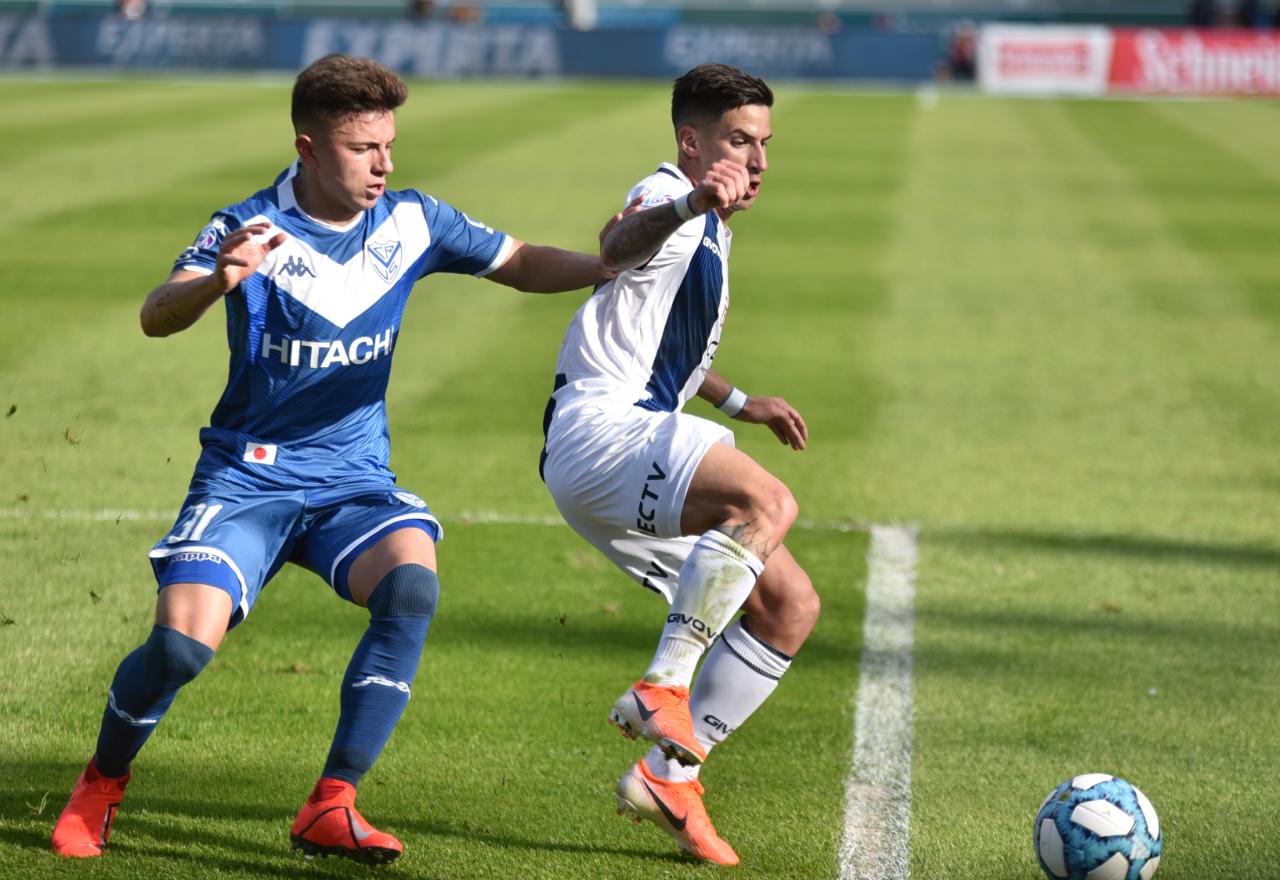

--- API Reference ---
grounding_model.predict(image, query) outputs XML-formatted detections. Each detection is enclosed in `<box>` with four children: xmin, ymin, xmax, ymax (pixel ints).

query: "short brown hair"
<box><xmin>671</xmin><ymin>63</ymin><xmax>773</xmax><ymax>129</ymax></box>
<box><xmin>291</xmin><ymin>54</ymin><xmax>408</xmax><ymax>130</ymax></box>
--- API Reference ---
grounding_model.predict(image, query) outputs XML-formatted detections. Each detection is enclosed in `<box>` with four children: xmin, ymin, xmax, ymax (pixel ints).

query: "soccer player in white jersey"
<box><xmin>540</xmin><ymin>64</ymin><xmax>818</xmax><ymax>865</ymax></box>
<box><xmin>50</xmin><ymin>54</ymin><xmax>616</xmax><ymax>865</ymax></box>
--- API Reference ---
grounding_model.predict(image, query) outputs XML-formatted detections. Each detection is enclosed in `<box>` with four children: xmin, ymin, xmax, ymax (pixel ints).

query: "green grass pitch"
<box><xmin>1</xmin><ymin>78</ymin><xmax>1278</xmax><ymax>879</ymax></box>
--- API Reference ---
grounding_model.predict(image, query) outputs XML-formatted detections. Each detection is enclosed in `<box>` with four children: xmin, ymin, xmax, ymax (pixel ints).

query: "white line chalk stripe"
<box><xmin>0</xmin><ymin>507</ymin><xmax>875</xmax><ymax>534</ymax></box>
<box><xmin>840</xmin><ymin>524</ymin><xmax>919</xmax><ymax>880</ymax></box>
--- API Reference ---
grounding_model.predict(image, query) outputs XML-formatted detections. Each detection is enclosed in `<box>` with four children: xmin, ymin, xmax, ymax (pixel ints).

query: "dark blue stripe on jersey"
<box><xmin>538</xmin><ymin>373</ymin><xmax>568</xmax><ymax>481</ymax></box>
<box><xmin>635</xmin><ymin>212</ymin><xmax>722</xmax><ymax>413</ymax></box>
<box><xmin>656</xmin><ymin>166</ymin><xmax>682</xmax><ymax>181</ymax></box>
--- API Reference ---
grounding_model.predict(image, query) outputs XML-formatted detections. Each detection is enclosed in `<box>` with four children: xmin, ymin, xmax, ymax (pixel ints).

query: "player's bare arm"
<box><xmin>697</xmin><ymin>369</ymin><xmax>808</xmax><ymax>450</ymax></box>
<box><xmin>484</xmin><ymin>240</ymin><xmax>612</xmax><ymax>293</ymax></box>
<box><xmin>140</xmin><ymin>223</ymin><xmax>285</xmax><ymax>337</ymax></box>
<box><xmin>600</xmin><ymin>159</ymin><xmax>750</xmax><ymax>273</ymax></box>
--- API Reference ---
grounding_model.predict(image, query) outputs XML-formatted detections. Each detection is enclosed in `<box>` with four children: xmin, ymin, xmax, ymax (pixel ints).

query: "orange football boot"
<box><xmin>616</xmin><ymin>759</ymin><xmax>739</xmax><ymax>866</ymax></box>
<box><xmin>51</xmin><ymin>759</ymin><xmax>130</xmax><ymax>858</ymax></box>
<box><xmin>609</xmin><ymin>680</ymin><xmax>708</xmax><ymax>766</ymax></box>
<box><xmin>290</xmin><ymin>778</ymin><xmax>403</xmax><ymax>865</ymax></box>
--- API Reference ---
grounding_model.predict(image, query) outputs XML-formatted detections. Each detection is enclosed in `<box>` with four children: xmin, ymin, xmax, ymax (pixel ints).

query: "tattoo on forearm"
<box><xmin>150</xmin><ymin>287</ymin><xmax>196</xmax><ymax>333</ymax></box>
<box><xmin>604</xmin><ymin>204</ymin><xmax>685</xmax><ymax>269</ymax></box>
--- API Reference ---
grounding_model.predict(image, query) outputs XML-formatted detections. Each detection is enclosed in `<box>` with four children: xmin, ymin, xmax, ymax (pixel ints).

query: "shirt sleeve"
<box><xmin>418</xmin><ymin>195</ymin><xmax>513</xmax><ymax>279</ymax></box>
<box><xmin>172</xmin><ymin>212</ymin><xmax>240</xmax><ymax>276</ymax></box>
<box><xmin>625</xmin><ymin>174</ymin><xmax>703</xmax><ymax>274</ymax></box>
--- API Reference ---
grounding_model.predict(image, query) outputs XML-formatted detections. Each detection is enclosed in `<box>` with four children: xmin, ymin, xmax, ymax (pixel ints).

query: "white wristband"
<box><xmin>717</xmin><ymin>386</ymin><xmax>748</xmax><ymax>418</ymax></box>
<box><xmin>672</xmin><ymin>192</ymin><xmax>698</xmax><ymax>222</ymax></box>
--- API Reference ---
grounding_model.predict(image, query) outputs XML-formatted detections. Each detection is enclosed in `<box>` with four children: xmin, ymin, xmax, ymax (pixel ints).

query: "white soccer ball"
<box><xmin>1034</xmin><ymin>774</ymin><xmax>1163</xmax><ymax>880</ymax></box>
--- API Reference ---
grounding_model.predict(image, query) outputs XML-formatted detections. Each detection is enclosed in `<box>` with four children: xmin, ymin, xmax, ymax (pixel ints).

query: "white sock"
<box><xmin>689</xmin><ymin>618</ymin><xmax>792</xmax><ymax>754</ymax></box>
<box><xmin>644</xmin><ymin>620</ymin><xmax>793</xmax><ymax>785</ymax></box>
<box><xmin>644</xmin><ymin>531</ymin><xmax>763</xmax><ymax>687</ymax></box>
<box><xmin>644</xmin><ymin>746</ymin><xmax>701</xmax><ymax>784</ymax></box>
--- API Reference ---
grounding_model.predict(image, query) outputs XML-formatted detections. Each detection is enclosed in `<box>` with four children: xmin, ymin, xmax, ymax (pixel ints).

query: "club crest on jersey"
<box><xmin>194</xmin><ymin>217</ymin><xmax>228</xmax><ymax>251</ymax></box>
<box><xmin>368</xmin><ymin>239</ymin><xmax>403</xmax><ymax>283</ymax></box>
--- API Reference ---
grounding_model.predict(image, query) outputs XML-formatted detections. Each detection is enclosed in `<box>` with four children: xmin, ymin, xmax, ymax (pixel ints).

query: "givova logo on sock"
<box><xmin>666</xmin><ymin>613</ymin><xmax>718</xmax><ymax>641</ymax></box>
<box><xmin>703</xmin><ymin>714</ymin><xmax>735</xmax><ymax>737</ymax></box>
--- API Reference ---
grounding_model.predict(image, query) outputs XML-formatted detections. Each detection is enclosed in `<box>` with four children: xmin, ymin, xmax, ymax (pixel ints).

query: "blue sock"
<box><xmin>321</xmin><ymin>564</ymin><xmax>438</xmax><ymax>786</ymax></box>
<box><xmin>94</xmin><ymin>625</ymin><xmax>214</xmax><ymax>779</ymax></box>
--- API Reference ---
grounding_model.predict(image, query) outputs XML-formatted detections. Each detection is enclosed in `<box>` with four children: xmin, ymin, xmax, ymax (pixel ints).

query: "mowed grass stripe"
<box><xmin>1063</xmin><ymin>100</ymin><xmax>1280</xmax><ymax>330</ymax></box>
<box><xmin>722</xmin><ymin>92</ymin><xmax>914</xmax><ymax>523</ymax></box>
<box><xmin>874</xmin><ymin>95</ymin><xmax>1280</xmax><ymax>879</ymax></box>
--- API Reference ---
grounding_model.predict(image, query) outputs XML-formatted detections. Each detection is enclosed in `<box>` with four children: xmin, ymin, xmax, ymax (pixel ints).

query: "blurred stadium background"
<box><xmin>2</xmin><ymin>1</ymin><xmax>1278</xmax><ymax>878</ymax></box>
<box><xmin>1</xmin><ymin>0</ymin><xmax>1278</xmax><ymax>95</ymax></box>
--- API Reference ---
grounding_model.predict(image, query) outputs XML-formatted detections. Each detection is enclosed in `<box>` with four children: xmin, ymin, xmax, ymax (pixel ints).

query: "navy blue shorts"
<box><xmin>148</xmin><ymin>486</ymin><xmax>441</xmax><ymax>627</ymax></box>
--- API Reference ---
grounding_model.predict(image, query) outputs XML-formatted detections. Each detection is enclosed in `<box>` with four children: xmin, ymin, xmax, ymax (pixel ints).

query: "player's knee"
<box><xmin>367</xmin><ymin>563</ymin><xmax>439</xmax><ymax>620</ymax></box>
<box><xmin>790</xmin><ymin>569</ymin><xmax>821</xmax><ymax>629</ymax></box>
<box><xmin>145</xmin><ymin>625</ymin><xmax>215</xmax><ymax>686</ymax></box>
<box><xmin>757</xmin><ymin>481</ymin><xmax>798</xmax><ymax>536</ymax></box>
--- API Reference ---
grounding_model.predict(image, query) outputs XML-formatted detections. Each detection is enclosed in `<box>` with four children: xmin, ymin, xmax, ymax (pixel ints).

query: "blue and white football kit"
<box><xmin>541</xmin><ymin>163</ymin><xmax>736</xmax><ymax>602</ymax></box>
<box><xmin>150</xmin><ymin>161</ymin><xmax>513</xmax><ymax>625</ymax></box>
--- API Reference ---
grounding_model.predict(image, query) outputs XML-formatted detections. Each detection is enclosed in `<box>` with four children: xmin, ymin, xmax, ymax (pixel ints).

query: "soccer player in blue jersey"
<box><xmin>51</xmin><ymin>54</ymin><xmax>614</xmax><ymax>864</ymax></box>
<box><xmin>540</xmin><ymin>64</ymin><xmax>819</xmax><ymax>865</ymax></box>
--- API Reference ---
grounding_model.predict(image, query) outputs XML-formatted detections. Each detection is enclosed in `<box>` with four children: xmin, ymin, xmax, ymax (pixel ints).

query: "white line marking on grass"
<box><xmin>840</xmin><ymin>524</ymin><xmax>919</xmax><ymax>880</ymax></box>
<box><xmin>0</xmin><ymin>507</ymin><xmax>875</xmax><ymax>534</ymax></box>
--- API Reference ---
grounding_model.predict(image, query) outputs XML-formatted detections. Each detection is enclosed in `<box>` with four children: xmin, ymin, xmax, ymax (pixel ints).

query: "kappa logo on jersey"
<box><xmin>275</xmin><ymin>254</ymin><xmax>316</xmax><ymax>278</ymax></box>
<box><xmin>367</xmin><ymin>239</ymin><xmax>403</xmax><ymax>283</ymax></box>
<box><xmin>463</xmin><ymin>213</ymin><xmax>495</xmax><ymax>234</ymax></box>
<box><xmin>260</xmin><ymin>328</ymin><xmax>395</xmax><ymax>368</ymax></box>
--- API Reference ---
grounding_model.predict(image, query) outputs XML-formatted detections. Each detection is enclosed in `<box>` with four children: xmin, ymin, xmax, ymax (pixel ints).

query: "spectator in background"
<box><xmin>945</xmin><ymin>20</ymin><xmax>977</xmax><ymax>82</ymax></box>
<box><xmin>409</xmin><ymin>0</ymin><xmax>435</xmax><ymax>20</ymax></box>
<box><xmin>1234</xmin><ymin>0</ymin><xmax>1265</xmax><ymax>26</ymax></box>
<box><xmin>561</xmin><ymin>0</ymin><xmax>598</xmax><ymax>31</ymax></box>
<box><xmin>117</xmin><ymin>0</ymin><xmax>145</xmax><ymax>19</ymax></box>
<box><xmin>448</xmin><ymin>1</ymin><xmax>482</xmax><ymax>24</ymax></box>
<box><xmin>1188</xmin><ymin>0</ymin><xmax>1221</xmax><ymax>26</ymax></box>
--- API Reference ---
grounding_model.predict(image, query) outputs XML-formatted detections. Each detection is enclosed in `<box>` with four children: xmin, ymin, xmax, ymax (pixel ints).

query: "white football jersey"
<box><xmin>553</xmin><ymin>162</ymin><xmax>732</xmax><ymax>413</ymax></box>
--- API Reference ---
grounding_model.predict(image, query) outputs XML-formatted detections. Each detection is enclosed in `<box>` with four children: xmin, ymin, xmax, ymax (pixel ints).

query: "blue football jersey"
<box><xmin>173</xmin><ymin>161</ymin><xmax>512</xmax><ymax>493</ymax></box>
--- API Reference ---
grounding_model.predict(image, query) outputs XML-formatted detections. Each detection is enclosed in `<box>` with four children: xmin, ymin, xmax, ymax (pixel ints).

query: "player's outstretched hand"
<box><xmin>736</xmin><ymin>395</ymin><xmax>808</xmax><ymax>451</ymax></box>
<box><xmin>690</xmin><ymin>160</ymin><xmax>750</xmax><ymax>215</ymax></box>
<box><xmin>214</xmin><ymin>223</ymin><xmax>287</xmax><ymax>291</ymax></box>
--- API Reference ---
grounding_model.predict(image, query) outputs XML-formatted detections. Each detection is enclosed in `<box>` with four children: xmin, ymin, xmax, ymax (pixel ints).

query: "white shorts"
<box><xmin>542</xmin><ymin>395</ymin><xmax>734</xmax><ymax>603</ymax></box>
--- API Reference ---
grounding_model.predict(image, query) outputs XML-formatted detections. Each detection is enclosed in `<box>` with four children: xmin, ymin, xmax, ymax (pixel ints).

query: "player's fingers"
<box><xmin>265</xmin><ymin>232</ymin><xmax>287</xmax><ymax>250</ymax></box>
<box><xmin>790</xmin><ymin>409</ymin><xmax>809</xmax><ymax>444</ymax></box>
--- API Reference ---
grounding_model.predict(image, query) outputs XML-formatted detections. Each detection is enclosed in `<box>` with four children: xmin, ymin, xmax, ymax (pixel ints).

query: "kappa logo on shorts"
<box><xmin>393</xmin><ymin>491</ymin><xmax>427</xmax><ymax>508</ymax></box>
<box><xmin>635</xmin><ymin>462</ymin><xmax>667</xmax><ymax>535</ymax></box>
<box><xmin>170</xmin><ymin>551</ymin><xmax>225</xmax><ymax>565</ymax></box>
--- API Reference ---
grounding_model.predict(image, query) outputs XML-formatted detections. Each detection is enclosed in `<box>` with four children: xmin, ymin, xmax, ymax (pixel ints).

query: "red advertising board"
<box><xmin>1110</xmin><ymin>28</ymin><xmax>1280</xmax><ymax>95</ymax></box>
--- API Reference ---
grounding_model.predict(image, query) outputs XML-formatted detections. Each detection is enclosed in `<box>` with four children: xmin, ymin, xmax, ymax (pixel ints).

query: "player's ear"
<box><xmin>294</xmin><ymin>133</ymin><xmax>317</xmax><ymax>167</ymax></box>
<box><xmin>676</xmin><ymin>123</ymin><xmax>700</xmax><ymax>161</ymax></box>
